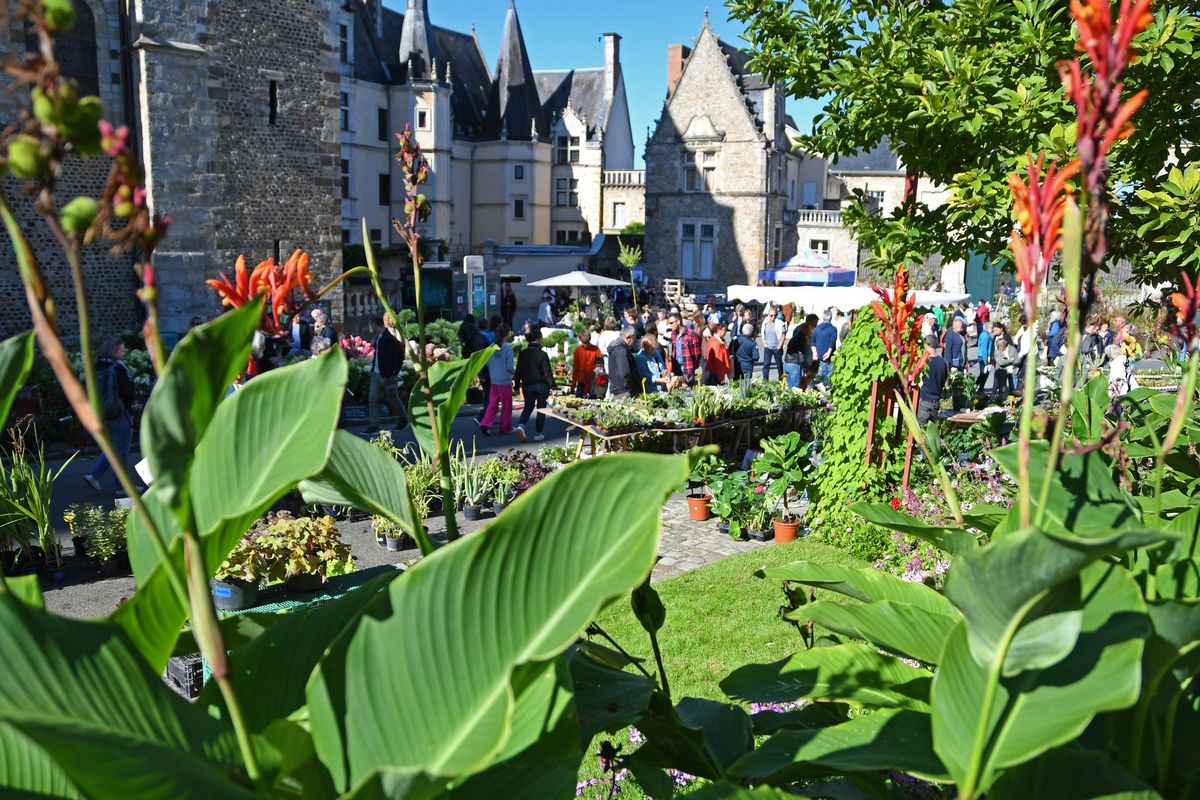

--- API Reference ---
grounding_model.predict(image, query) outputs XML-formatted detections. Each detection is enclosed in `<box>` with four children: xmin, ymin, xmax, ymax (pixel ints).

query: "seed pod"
<box><xmin>7</xmin><ymin>135</ymin><xmax>48</xmax><ymax>178</ymax></box>
<box><xmin>59</xmin><ymin>196</ymin><xmax>98</xmax><ymax>236</ymax></box>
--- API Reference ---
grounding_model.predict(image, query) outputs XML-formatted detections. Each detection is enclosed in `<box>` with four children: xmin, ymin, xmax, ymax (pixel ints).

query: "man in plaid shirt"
<box><xmin>667</xmin><ymin>314</ymin><xmax>702</xmax><ymax>384</ymax></box>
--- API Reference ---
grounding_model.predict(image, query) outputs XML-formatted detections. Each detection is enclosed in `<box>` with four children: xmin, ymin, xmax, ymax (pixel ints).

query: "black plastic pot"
<box><xmin>41</xmin><ymin>561</ymin><xmax>68</xmax><ymax>582</ymax></box>
<box><xmin>71</xmin><ymin>536</ymin><xmax>89</xmax><ymax>558</ymax></box>
<box><xmin>376</xmin><ymin>530</ymin><xmax>387</xmax><ymax>547</ymax></box>
<box><xmin>385</xmin><ymin>534</ymin><xmax>414</xmax><ymax>552</ymax></box>
<box><xmin>463</xmin><ymin>504</ymin><xmax>484</xmax><ymax>521</ymax></box>
<box><xmin>286</xmin><ymin>572</ymin><xmax>323</xmax><ymax>593</ymax></box>
<box><xmin>99</xmin><ymin>558</ymin><xmax>120</xmax><ymax>578</ymax></box>
<box><xmin>211</xmin><ymin>579</ymin><xmax>259</xmax><ymax>612</ymax></box>
<box><xmin>746</xmin><ymin>528</ymin><xmax>774</xmax><ymax>542</ymax></box>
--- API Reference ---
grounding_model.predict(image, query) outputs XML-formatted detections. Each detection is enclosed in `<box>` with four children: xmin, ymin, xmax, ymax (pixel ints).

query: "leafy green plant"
<box><xmin>81</xmin><ymin>506</ymin><xmax>127</xmax><ymax>563</ymax></box>
<box><xmin>709</xmin><ymin>470</ymin><xmax>757</xmax><ymax>540</ymax></box>
<box><xmin>451</xmin><ymin>441</ymin><xmax>492</xmax><ymax>508</ymax></box>
<box><xmin>1</xmin><ymin>422</ymin><xmax>74</xmax><ymax>565</ymax></box>
<box><xmin>752</xmin><ymin>432</ymin><xmax>814</xmax><ymax>523</ymax></box>
<box><xmin>688</xmin><ymin>452</ymin><xmax>723</xmax><ymax>496</ymax></box>
<box><xmin>253</xmin><ymin>512</ymin><xmax>353</xmax><ymax>584</ymax></box>
<box><xmin>538</xmin><ymin>444</ymin><xmax>576</xmax><ymax>467</ymax></box>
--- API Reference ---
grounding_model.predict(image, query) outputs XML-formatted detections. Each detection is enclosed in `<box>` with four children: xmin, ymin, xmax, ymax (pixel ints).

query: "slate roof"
<box><xmin>351</xmin><ymin>5</ymin><xmax>491</xmax><ymax>140</ymax></box>
<box><xmin>830</xmin><ymin>139</ymin><xmax>903</xmax><ymax>173</ymax></box>
<box><xmin>482</xmin><ymin>1</ymin><xmax>543</xmax><ymax>140</ymax></box>
<box><xmin>535</xmin><ymin>67</ymin><xmax>607</xmax><ymax>140</ymax></box>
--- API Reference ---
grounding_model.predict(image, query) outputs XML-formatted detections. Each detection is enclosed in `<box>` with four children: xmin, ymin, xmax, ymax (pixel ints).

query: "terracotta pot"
<box><xmin>773</xmin><ymin>518</ymin><xmax>801</xmax><ymax>544</ymax></box>
<box><xmin>686</xmin><ymin>494</ymin><xmax>712</xmax><ymax>521</ymax></box>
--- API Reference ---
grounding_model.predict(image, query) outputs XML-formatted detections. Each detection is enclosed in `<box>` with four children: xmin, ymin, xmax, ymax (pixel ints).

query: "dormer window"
<box><xmin>684</xmin><ymin>151</ymin><xmax>716</xmax><ymax>192</ymax></box>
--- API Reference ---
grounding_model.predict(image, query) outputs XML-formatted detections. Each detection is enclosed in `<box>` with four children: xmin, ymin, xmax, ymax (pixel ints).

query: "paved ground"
<box><xmin>40</xmin><ymin>401</ymin><xmax>768</xmax><ymax>619</ymax></box>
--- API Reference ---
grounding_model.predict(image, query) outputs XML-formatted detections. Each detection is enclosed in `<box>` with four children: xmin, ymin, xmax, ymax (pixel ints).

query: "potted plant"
<box><xmin>709</xmin><ymin>471</ymin><xmax>754</xmax><ymax>540</ymax></box>
<box><xmin>255</xmin><ymin>513</ymin><xmax>354</xmax><ymax>593</ymax></box>
<box><xmin>488</xmin><ymin>465</ymin><xmax>521</xmax><ymax>514</ymax></box>
<box><xmin>212</xmin><ymin>532</ymin><xmax>264</xmax><ymax>612</ymax></box>
<box><xmin>452</xmin><ymin>443</ymin><xmax>492</xmax><ymax>521</ymax></box>
<box><xmin>374</xmin><ymin>515</ymin><xmax>415</xmax><ymax>552</ymax></box>
<box><xmin>744</xmin><ymin>492</ymin><xmax>775</xmax><ymax>542</ymax></box>
<box><xmin>948</xmin><ymin>369</ymin><xmax>974</xmax><ymax>411</ymax></box>
<box><xmin>85</xmin><ymin>509</ymin><xmax>126</xmax><ymax>578</ymax></box>
<box><xmin>686</xmin><ymin>453</ymin><xmax>721</xmax><ymax>521</ymax></box>
<box><xmin>752</xmin><ymin>432</ymin><xmax>814</xmax><ymax>544</ymax></box>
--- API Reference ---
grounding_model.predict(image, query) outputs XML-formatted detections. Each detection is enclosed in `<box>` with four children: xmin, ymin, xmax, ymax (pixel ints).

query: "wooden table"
<box><xmin>543</xmin><ymin>408</ymin><xmax>784</xmax><ymax>457</ymax></box>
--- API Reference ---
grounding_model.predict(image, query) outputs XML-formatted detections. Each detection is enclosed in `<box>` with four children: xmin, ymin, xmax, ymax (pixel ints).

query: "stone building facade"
<box><xmin>0</xmin><ymin>0</ymin><xmax>139</xmax><ymax>341</ymax></box>
<box><xmin>342</xmin><ymin>0</ymin><xmax>643</xmax><ymax>255</ymax></box>
<box><xmin>644</xmin><ymin>18</ymin><xmax>802</xmax><ymax>291</ymax></box>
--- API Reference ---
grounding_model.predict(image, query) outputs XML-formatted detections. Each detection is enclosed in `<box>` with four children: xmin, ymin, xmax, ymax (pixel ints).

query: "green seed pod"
<box><xmin>41</xmin><ymin>0</ymin><xmax>77</xmax><ymax>32</ymax></box>
<box><xmin>59</xmin><ymin>196</ymin><xmax>99</xmax><ymax>236</ymax></box>
<box><xmin>7</xmin><ymin>135</ymin><xmax>48</xmax><ymax>178</ymax></box>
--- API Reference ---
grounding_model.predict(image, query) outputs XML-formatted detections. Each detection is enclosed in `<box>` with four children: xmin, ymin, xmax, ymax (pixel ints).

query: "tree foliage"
<box><xmin>728</xmin><ymin>0</ymin><xmax>1200</xmax><ymax>285</ymax></box>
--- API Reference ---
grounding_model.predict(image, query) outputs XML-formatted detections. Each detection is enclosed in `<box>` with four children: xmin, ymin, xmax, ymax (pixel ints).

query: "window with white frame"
<box><xmin>809</xmin><ymin>239</ymin><xmax>829</xmax><ymax>256</ymax></box>
<box><xmin>802</xmin><ymin>181</ymin><xmax>818</xmax><ymax>208</ymax></box>
<box><xmin>866</xmin><ymin>190</ymin><xmax>886</xmax><ymax>214</ymax></box>
<box><xmin>340</xmin><ymin>158</ymin><xmax>350</xmax><ymax>199</ymax></box>
<box><xmin>339</xmin><ymin>92</ymin><xmax>349</xmax><ymax>131</ymax></box>
<box><xmin>555</xmin><ymin>136</ymin><xmax>580</xmax><ymax>165</ymax></box>
<box><xmin>556</xmin><ymin>177</ymin><xmax>567</xmax><ymax>207</ymax></box>
<box><xmin>569</xmin><ymin>179</ymin><xmax>578</xmax><ymax>207</ymax></box>
<box><xmin>416</xmin><ymin>107</ymin><xmax>430</xmax><ymax>131</ymax></box>
<box><xmin>684</xmin><ymin>151</ymin><xmax>716</xmax><ymax>193</ymax></box>
<box><xmin>612</xmin><ymin>201</ymin><xmax>627</xmax><ymax>229</ymax></box>
<box><xmin>339</xmin><ymin>24</ymin><xmax>349</xmax><ymax>64</ymax></box>
<box><xmin>679</xmin><ymin>220</ymin><xmax>716</xmax><ymax>279</ymax></box>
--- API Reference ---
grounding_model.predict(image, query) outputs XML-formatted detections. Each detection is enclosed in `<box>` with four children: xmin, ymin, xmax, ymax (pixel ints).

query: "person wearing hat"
<box><xmin>917</xmin><ymin>334</ymin><xmax>949</xmax><ymax>426</ymax></box>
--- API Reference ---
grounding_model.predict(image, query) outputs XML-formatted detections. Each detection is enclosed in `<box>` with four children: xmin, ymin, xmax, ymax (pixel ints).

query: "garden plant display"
<box><xmin>3</xmin><ymin>2</ymin><xmax>1200</xmax><ymax>799</ymax></box>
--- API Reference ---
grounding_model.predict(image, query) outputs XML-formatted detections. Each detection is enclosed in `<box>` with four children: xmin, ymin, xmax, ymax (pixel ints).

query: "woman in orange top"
<box><xmin>571</xmin><ymin>329</ymin><xmax>602</xmax><ymax>396</ymax></box>
<box><xmin>701</xmin><ymin>323</ymin><xmax>731</xmax><ymax>385</ymax></box>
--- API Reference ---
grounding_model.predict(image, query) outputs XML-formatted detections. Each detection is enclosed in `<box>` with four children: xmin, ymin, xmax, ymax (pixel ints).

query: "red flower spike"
<box><xmin>869</xmin><ymin>264</ymin><xmax>929</xmax><ymax>395</ymax></box>
<box><xmin>1007</xmin><ymin>154</ymin><xmax>1079</xmax><ymax>322</ymax></box>
<box><xmin>205</xmin><ymin>249</ymin><xmax>318</xmax><ymax>337</ymax></box>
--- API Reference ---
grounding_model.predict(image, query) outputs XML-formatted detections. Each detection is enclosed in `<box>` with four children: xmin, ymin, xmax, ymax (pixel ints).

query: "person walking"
<box><xmin>917</xmin><ymin>335</ymin><xmax>948</xmax><ymax>426</ymax></box>
<box><xmin>500</xmin><ymin>281</ymin><xmax>517</xmax><ymax>328</ymax></box>
<box><xmin>514</xmin><ymin>330</ymin><xmax>552</xmax><ymax>442</ymax></box>
<box><xmin>991</xmin><ymin>334</ymin><xmax>1018</xmax><ymax>400</ymax></box>
<box><xmin>668</xmin><ymin>314</ymin><xmax>702</xmax><ymax>386</ymax></box>
<box><xmin>734</xmin><ymin>323</ymin><xmax>759</xmax><ymax>382</ymax></box>
<box><xmin>367</xmin><ymin>314</ymin><xmax>407</xmax><ymax>433</ymax></box>
<box><xmin>1046</xmin><ymin>310</ymin><xmax>1066</xmax><ymax>364</ymax></box>
<box><xmin>478</xmin><ymin>324</ymin><xmax>515</xmax><ymax>436</ymax></box>
<box><xmin>701</xmin><ymin>322</ymin><xmax>731</xmax><ymax>385</ymax></box>
<box><xmin>606</xmin><ymin>327</ymin><xmax>639</xmax><ymax>398</ymax></box>
<box><xmin>538</xmin><ymin>293</ymin><xmax>556</xmax><ymax>326</ymax></box>
<box><xmin>783</xmin><ymin>314</ymin><xmax>808</xmax><ymax>389</ymax></box>
<box><xmin>571</xmin><ymin>329</ymin><xmax>602</xmax><ymax>397</ymax></box>
<box><xmin>83</xmin><ymin>336</ymin><xmax>137</xmax><ymax>493</ymax></box>
<box><xmin>811</xmin><ymin>309</ymin><xmax>839</xmax><ymax>385</ymax></box>
<box><xmin>976</xmin><ymin>322</ymin><xmax>993</xmax><ymax>392</ymax></box>
<box><xmin>761</xmin><ymin>307</ymin><xmax>784</xmax><ymax>380</ymax></box>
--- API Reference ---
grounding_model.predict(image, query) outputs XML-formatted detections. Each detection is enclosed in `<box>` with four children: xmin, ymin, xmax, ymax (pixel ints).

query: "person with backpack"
<box><xmin>83</xmin><ymin>336</ymin><xmax>137</xmax><ymax>493</ymax></box>
<box><xmin>367</xmin><ymin>313</ymin><xmax>408</xmax><ymax>433</ymax></box>
<box><xmin>514</xmin><ymin>330</ymin><xmax>553</xmax><ymax>442</ymax></box>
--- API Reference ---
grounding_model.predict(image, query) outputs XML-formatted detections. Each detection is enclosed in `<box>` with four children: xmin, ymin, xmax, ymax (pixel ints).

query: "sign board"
<box><xmin>471</xmin><ymin>274</ymin><xmax>487</xmax><ymax>318</ymax></box>
<box><xmin>464</xmin><ymin>255</ymin><xmax>484</xmax><ymax>275</ymax></box>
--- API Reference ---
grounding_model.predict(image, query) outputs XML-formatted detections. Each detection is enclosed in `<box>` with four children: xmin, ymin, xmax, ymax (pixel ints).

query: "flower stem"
<box><xmin>1017</xmin><ymin>323</ymin><xmax>1038</xmax><ymax>529</ymax></box>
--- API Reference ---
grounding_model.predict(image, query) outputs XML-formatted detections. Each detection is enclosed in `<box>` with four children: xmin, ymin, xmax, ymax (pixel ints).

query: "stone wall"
<box><xmin>0</xmin><ymin>0</ymin><xmax>139</xmax><ymax>342</ymax></box>
<box><xmin>136</xmin><ymin>0</ymin><xmax>342</xmax><ymax>331</ymax></box>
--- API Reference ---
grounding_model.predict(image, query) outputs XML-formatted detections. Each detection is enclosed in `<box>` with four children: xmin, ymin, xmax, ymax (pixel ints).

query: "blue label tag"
<box><xmin>214</xmin><ymin>585</ymin><xmax>233</xmax><ymax>599</ymax></box>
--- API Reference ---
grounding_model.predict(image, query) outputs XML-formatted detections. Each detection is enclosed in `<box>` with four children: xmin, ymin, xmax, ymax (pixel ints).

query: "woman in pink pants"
<box><xmin>478</xmin><ymin>324</ymin><xmax>514</xmax><ymax>435</ymax></box>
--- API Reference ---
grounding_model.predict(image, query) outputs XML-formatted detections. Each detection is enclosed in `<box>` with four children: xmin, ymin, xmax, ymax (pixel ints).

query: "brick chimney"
<box><xmin>603</xmin><ymin>32</ymin><xmax>621</xmax><ymax>102</ymax></box>
<box><xmin>667</xmin><ymin>43</ymin><xmax>690</xmax><ymax>97</ymax></box>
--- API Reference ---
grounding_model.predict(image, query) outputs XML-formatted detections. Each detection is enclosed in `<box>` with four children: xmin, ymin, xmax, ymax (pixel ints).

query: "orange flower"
<box><xmin>1168</xmin><ymin>272</ymin><xmax>1199</xmax><ymax>345</ymax></box>
<box><xmin>1008</xmin><ymin>154</ymin><xmax>1079</xmax><ymax>321</ymax></box>
<box><xmin>869</xmin><ymin>264</ymin><xmax>929</xmax><ymax>394</ymax></box>
<box><xmin>206</xmin><ymin>250</ymin><xmax>316</xmax><ymax>336</ymax></box>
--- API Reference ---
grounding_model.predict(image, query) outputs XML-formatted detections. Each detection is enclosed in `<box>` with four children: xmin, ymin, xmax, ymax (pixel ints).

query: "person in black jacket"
<box><xmin>368</xmin><ymin>314</ymin><xmax>408</xmax><ymax>432</ymax></box>
<box><xmin>83</xmin><ymin>335</ymin><xmax>137</xmax><ymax>493</ymax></box>
<box><xmin>606</xmin><ymin>327</ymin><xmax>639</xmax><ymax>398</ymax></box>
<box><xmin>514</xmin><ymin>331</ymin><xmax>553</xmax><ymax>441</ymax></box>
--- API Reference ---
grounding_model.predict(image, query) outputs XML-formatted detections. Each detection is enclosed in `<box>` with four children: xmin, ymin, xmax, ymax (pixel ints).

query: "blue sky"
<box><xmin>384</xmin><ymin>0</ymin><xmax>822</xmax><ymax>167</ymax></box>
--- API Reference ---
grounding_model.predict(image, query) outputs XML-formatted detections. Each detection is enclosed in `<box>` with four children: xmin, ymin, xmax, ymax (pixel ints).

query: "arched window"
<box><xmin>26</xmin><ymin>2</ymin><xmax>100</xmax><ymax>97</ymax></box>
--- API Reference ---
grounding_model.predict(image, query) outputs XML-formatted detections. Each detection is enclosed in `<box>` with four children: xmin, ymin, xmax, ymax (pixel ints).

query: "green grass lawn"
<box><xmin>591</xmin><ymin>537</ymin><xmax>866</xmax><ymax>702</ymax></box>
<box><xmin>575</xmin><ymin>538</ymin><xmax>867</xmax><ymax>797</ymax></box>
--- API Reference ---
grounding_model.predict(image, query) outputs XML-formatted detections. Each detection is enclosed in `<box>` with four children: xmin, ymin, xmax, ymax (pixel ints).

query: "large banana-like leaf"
<box><xmin>790</xmin><ymin>599</ymin><xmax>959</xmax><ymax>665</ymax></box>
<box><xmin>932</xmin><ymin>561</ymin><xmax>1148</xmax><ymax>795</ymax></box>
<box><xmin>197</xmin><ymin>571</ymin><xmax>400</xmax><ymax>733</ymax></box>
<box><xmin>629</xmin><ymin>693</ymin><xmax>751</xmax><ymax>780</ymax></box>
<box><xmin>988</xmin><ymin>747</ymin><xmax>1163</xmax><ymax>799</ymax></box>
<box><xmin>721</xmin><ymin>644</ymin><xmax>932</xmax><ymax>712</ymax></box>
<box><xmin>763</xmin><ymin>562</ymin><xmax>957</xmax><ymax>617</ymax></box>
<box><xmin>307</xmin><ymin>452</ymin><xmax>689</xmax><ymax>791</ymax></box>
<box><xmin>991</xmin><ymin>443</ymin><xmax>1141</xmax><ymax>536</ymax></box>
<box><xmin>945</xmin><ymin>526</ymin><xmax>1170</xmax><ymax>675</ymax></box>
<box><xmin>728</xmin><ymin>708</ymin><xmax>948</xmax><ymax>784</ymax></box>
<box><xmin>0</xmin><ymin>595</ymin><xmax>257</xmax><ymax>799</ymax></box>
<box><xmin>568</xmin><ymin>646</ymin><xmax>654</xmax><ymax>743</ymax></box>
<box><xmin>1070</xmin><ymin>375</ymin><xmax>1112</xmax><ymax>445</ymax></box>
<box><xmin>445</xmin><ymin>658</ymin><xmax>581</xmax><ymax>799</ymax></box>
<box><xmin>849</xmin><ymin>502</ymin><xmax>978</xmax><ymax>556</ymax></box>
<box><xmin>408</xmin><ymin>347</ymin><xmax>495</xmax><ymax>458</ymax></box>
<box><xmin>139</xmin><ymin>302</ymin><xmax>260</xmax><ymax>525</ymax></box>
<box><xmin>0</xmin><ymin>330</ymin><xmax>34</xmax><ymax>423</ymax></box>
<box><xmin>115</xmin><ymin>353</ymin><xmax>347</xmax><ymax>669</ymax></box>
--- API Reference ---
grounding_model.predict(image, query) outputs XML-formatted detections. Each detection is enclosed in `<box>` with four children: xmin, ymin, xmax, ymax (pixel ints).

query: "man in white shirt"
<box><xmin>760</xmin><ymin>307</ymin><xmax>785</xmax><ymax>380</ymax></box>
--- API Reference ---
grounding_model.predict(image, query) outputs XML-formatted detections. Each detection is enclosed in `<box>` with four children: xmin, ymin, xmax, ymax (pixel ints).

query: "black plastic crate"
<box><xmin>165</xmin><ymin>654</ymin><xmax>204</xmax><ymax>700</ymax></box>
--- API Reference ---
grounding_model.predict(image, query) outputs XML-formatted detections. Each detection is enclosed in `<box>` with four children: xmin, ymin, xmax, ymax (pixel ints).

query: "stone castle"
<box><xmin>0</xmin><ymin>0</ymin><xmax>643</xmax><ymax>339</ymax></box>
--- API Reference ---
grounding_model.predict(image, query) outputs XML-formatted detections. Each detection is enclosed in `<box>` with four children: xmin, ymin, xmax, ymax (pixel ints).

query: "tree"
<box><xmin>619</xmin><ymin>220</ymin><xmax>645</xmax><ymax>235</ymax></box>
<box><xmin>617</xmin><ymin>236</ymin><xmax>643</xmax><ymax>311</ymax></box>
<box><xmin>728</xmin><ymin>0</ymin><xmax>1200</xmax><ymax>287</ymax></box>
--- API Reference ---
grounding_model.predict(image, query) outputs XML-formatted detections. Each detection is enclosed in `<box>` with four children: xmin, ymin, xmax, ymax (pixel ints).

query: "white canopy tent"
<box><xmin>725</xmin><ymin>284</ymin><xmax>972</xmax><ymax>314</ymax></box>
<box><xmin>528</xmin><ymin>271</ymin><xmax>629</xmax><ymax>288</ymax></box>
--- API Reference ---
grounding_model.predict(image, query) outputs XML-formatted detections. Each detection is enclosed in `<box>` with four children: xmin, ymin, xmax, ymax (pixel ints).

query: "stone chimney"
<box><xmin>603</xmin><ymin>32</ymin><xmax>621</xmax><ymax>101</ymax></box>
<box><xmin>667</xmin><ymin>43</ymin><xmax>690</xmax><ymax>97</ymax></box>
